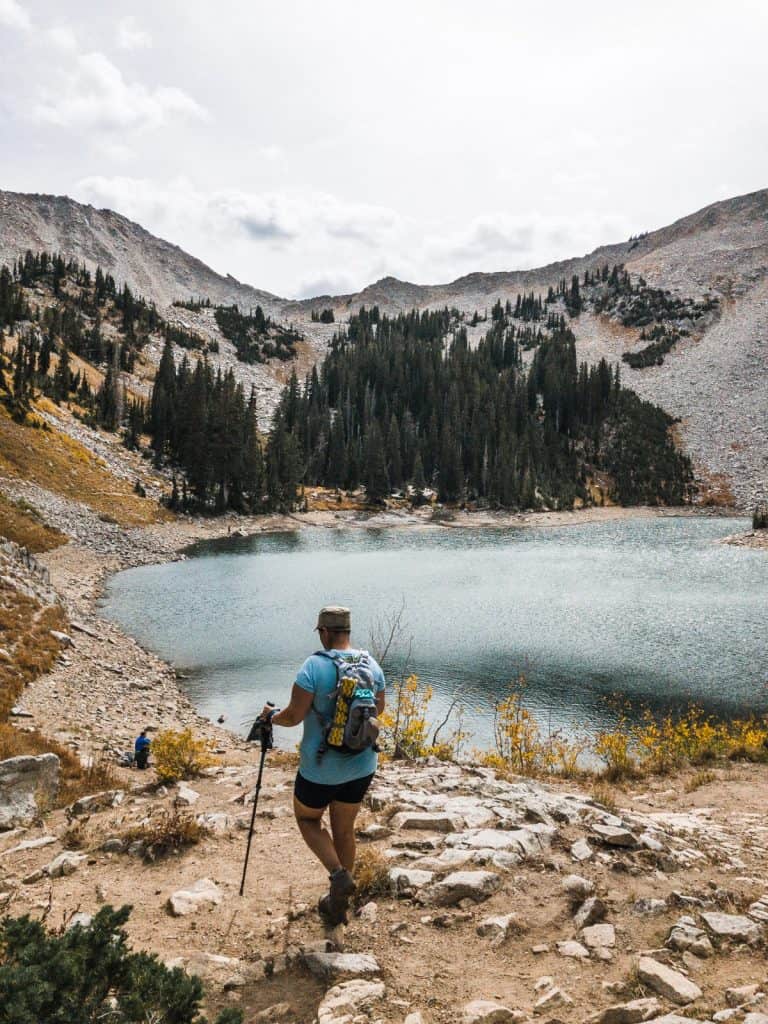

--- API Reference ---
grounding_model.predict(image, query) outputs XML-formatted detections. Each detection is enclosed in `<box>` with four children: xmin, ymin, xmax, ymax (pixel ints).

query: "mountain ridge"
<box><xmin>1</xmin><ymin>185</ymin><xmax>766</xmax><ymax>509</ymax></box>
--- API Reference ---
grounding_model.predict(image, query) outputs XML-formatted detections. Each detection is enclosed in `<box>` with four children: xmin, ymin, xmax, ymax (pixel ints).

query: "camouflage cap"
<box><xmin>316</xmin><ymin>605</ymin><xmax>351</xmax><ymax>631</ymax></box>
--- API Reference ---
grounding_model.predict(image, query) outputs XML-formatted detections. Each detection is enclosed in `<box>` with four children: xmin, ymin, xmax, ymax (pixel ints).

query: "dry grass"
<box><xmin>0</xmin><ymin>404</ymin><xmax>168</xmax><ymax>528</ymax></box>
<box><xmin>0</xmin><ymin>584</ymin><xmax>67</xmax><ymax>720</ymax></box>
<box><xmin>122</xmin><ymin>809</ymin><xmax>208</xmax><ymax>861</ymax></box>
<box><xmin>0</xmin><ymin>580</ymin><xmax>121</xmax><ymax>808</ymax></box>
<box><xmin>684</xmin><ymin>768</ymin><xmax>717</xmax><ymax>793</ymax></box>
<box><xmin>0</xmin><ymin>492</ymin><xmax>68</xmax><ymax>552</ymax></box>
<box><xmin>353</xmin><ymin>846</ymin><xmax>391</xmax><ymax>900</ymax></box>
<box><xmin>590</xmin><ymin>781</ymin><xmax>621</xmax><ymax>815</ymax></box>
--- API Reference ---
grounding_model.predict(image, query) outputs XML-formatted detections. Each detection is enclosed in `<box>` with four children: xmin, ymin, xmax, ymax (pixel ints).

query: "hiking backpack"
<box><xmin>314</xmin><ymin>650</ymin><xmax>380</xmax><ymax>760</ymax></box>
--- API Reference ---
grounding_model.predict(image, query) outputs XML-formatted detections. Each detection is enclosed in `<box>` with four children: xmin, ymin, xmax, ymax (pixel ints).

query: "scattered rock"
<box><xmin>391</xmin><ymin>811</ymin><xmax>463</xmax><ymax>832</ymax></box>
<box><xmin>422</xmin><ymin>870</ymin><xmax>502</xmax><ymax>907</ymax></box>
<box><xmin>592</xmin><ymin>824</ymin><xmax>636</xmax><ymax>848</ymax></box>
<box><xmin>666</xmin><ymin>917</ymin><xmax>713</xmax><ymax>958</ymax></box>
<box><xmin>562</xmin><ymin>874</ymin><xmax>595</xmax><ymax>900</ymax></box>
<box><xmin>581</xmin><ymin>923</ymin><xmax>616</xmax><ymax>949</ymax></box>
<box><xmin>196</xmin><ymin>812</ymin><xmax>231</xmax><ymax>834</ymax></box>
<box><xmin>0</xmin><ymin>754</ymin><xmax>60</xmax><ymax>829</ymax></box>
<box><xmin>632</xmin><ymin>898</ymin><xmax>667</xmax><ymax>917</ymax></box>
<box><xmin>101</xmin><ymin>838</ymin><xmax>126</xmax><ymax>854</ymax></box>
<box><xmin>476</xmin><ymin>913</ymin><xmax>521</xmax><ymax>945</ymax></box>
<box><xmin>389</xmin><ymin>867</ymin><xmax>434</xmax><ymax>895</ymax></box>
<box><xmin>45</xmin><ymin>851</ymin><xmax>86</xmax><ymax>877</ymax></box>
<box><xmin>461</xmin><ymin>999</ymin><xmax>522</xmax><ymax>1023</ymax></box>
<box><xmin>574</xmin><ymin>896</ymin><xmax>607</xmax><ymax>929</ymax></box>
<box><xmin>316</xmin><ymin>979</ymin><xmax>385</xmax><ymax>1024</ymax></box>
<box><xmin>557</xmin><ymin>939</ymin><xmax>590</xmax><ymax>959</ymax></box>
<box><xmin>726</xmin><ymin>984</ymin><xmax>761</xmax><ymax>1007</ymax></box>
<box><xmin>700</xmin><ymin>911</ymin><xmax>762</xmax><ymax>945</ymax></box>
<box><xmin>589</xmin><ymin>997</ymin><xmax>662</xmax><ymax>1023</ymax></box>
<box><xmin>533</xmin><ymin>986</ymin><xmax>573</xmax><ymax>1014</ymax></box>
<box><xmin>50</xmin><ymin>630</ymin><xmax>73</xmax><ymax>647</ymax></box>
<box><xmin>302</xmin><ymin>951</ymin><xmax>380</xmax><ymax>980</ymax></box>
<box><xmin>168</xmin><ymin>878</ymin><xmax>222</xmax><ymax>916</ymax></box>
<box><xmin>175</xmin><ymin>784</ymin><xmax>200</xmax><ymax>807</ymax></box>
<box><xmin>571</xmin><ymin>837</ymin><xmax>594</xmax><ymax>862</ymax></box>
<box><xmin>636</xmin><ymin>956</ymin><xmax>703</xmax><ymax>1005</ymax></box>
<box><xmin>254</xmin><ymin>1003</ymin><xmax>293</xmax><ymax>1022</ymax></box>
<box><xmin>69</xmin><ymin>790</ymin><xmax>124</xmax><ymax>816</ymax></box>
<box><xmin>358</xmin><ymin>901</ymin><xmax>378</xmax><ymax>923</ymax></box>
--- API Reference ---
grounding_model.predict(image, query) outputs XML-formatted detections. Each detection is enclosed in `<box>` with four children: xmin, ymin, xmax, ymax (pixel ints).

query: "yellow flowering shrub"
<box><xmin>151</xmin><ymin>729</ymin><xmax>216</xmax><ymax>783</ymax></box>
<box><xmin>379</xmin><ymin>674</ymin><xmax>468</xmax><ymax>761</ymax></box>
<box><xmin>481</xmin><ymin>677</ymin><xmax>586</xmax><ymax>779</ymax></box>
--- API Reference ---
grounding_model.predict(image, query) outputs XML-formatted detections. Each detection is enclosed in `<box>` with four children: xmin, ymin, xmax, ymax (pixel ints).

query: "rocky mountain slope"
<box><xmin>0</xmin><ymin>190</ymin><xmax>280</xmax><ymax>314</ymax></box>
<box><xmin>1</xmin><ymin>187</ymin><xmax>766</xmax><ymax>507</ymax></box>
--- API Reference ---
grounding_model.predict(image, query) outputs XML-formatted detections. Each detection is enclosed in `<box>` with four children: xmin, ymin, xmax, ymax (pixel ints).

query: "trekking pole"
<box><xmin>239</xmin><ymin>704</ymin><xmax>274</xmax><ymax>897</ymax></box>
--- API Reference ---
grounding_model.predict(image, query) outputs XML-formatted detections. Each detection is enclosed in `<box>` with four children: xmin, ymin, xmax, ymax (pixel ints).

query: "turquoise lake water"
<box><xmin>100</xmin><ymin>516</ymin><xmax>767</xmax><ymax>749</ymax></box>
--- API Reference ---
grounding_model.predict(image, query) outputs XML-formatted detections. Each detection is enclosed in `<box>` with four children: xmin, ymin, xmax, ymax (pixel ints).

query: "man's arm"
<box><xmin>261</xmin><ymin>684</ymin><xmax>314</xmax><ymax>728</ymax></box>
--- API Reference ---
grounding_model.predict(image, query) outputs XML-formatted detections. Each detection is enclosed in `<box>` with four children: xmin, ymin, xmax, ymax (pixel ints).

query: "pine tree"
<box><xmin>364</xmin><ymin>423</ymin><xmax>389</xmax><ymax>503</ymax></box>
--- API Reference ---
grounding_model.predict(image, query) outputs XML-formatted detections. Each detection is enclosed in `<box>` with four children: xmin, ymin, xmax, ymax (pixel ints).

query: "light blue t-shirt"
<box><xmin>295</xmin><ymin>648</ymin><xmax>385</xmax><ymax>785</ymax></box>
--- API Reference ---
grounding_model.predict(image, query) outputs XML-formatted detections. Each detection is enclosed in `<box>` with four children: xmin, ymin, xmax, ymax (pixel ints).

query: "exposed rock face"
<box><xmin>0</xmin><ymin>754</ymin><xmax>60</xmax><ymax>829</ymax></box>
<box><xmin>0</xmin><ymin>191</ymin><xmax>279</xmax><ymax>314</ymax></box>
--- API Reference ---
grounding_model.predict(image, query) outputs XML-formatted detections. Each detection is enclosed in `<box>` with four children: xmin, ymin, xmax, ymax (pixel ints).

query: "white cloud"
<box><xmin>117</xmin><ymin>15</ymin><xmax>152</xmax><ymax>51</ymax></box>
<box><xmin>33</xmin><ymin>52</ymin><xmax>206</xmax><ymax>132</ymax></box>
<box><xmin>0</xmin><ymin>0</ymin><xmax>31</xmax><ymax>30</ymax></box>
<box><xmin>77</xmin><ymin>176</ymin><xmax>405</xmax><ymax>248</ymax></box>
<box><xmin>47</xmin><ymin>25</ymin><xmax>78</xmax><ymax>51</ymax></box>
<box><xmin>424</xmin><ymin>212</ymin><xmax>633</xmax><ymax>275</ymax></box>
<box><xmin>73</xmin><ymin>175</ymin><xmax>635</xmax><ymax>297</ymax></box>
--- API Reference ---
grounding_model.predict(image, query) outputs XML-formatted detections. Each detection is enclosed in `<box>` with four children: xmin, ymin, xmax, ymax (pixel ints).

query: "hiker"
<box><xmin>134</xmin><ymin>729</ymin><xmax>150</xmax><ymax>769</ymax></box>
<box><xmin>260</xmin><ymin>605</ymin><xmax>385</xmax><ymax>925</ymax></box>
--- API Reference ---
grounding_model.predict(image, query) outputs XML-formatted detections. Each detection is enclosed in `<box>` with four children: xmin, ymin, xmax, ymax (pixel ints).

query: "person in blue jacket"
<box><xmin>134</xmin><ymin>729</ymin><xmax>151</xmax><ymax>769</ymax></box>
<box><xmin>260</xmin><ymin>605</ymin><xmax>385</xmax><ymax>926</ymax></box>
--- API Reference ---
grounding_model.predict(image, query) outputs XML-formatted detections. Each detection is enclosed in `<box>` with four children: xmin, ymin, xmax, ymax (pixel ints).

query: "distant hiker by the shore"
<box><xmin>260</xmin><ymin>605</ymin><xmax>385</xmax><ymax>925</ymax></box>
<box><xmin>134</xmin><ymin>729</ymin><xmax>150</xmax><ymax>769</ymax></box>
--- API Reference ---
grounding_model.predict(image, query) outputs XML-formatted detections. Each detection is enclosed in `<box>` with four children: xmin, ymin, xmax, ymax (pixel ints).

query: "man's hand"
<box><xmin>259</xmin><ymin>704</ymin><xmax>276</xmax><ymax>722</ymax></box>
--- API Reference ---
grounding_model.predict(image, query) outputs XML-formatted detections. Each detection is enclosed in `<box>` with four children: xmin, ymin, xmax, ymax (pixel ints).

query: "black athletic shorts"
<box><xmin>294</xmin><ymin>771</ymin><xmax>375</xmax><ymax>810</ymax></box>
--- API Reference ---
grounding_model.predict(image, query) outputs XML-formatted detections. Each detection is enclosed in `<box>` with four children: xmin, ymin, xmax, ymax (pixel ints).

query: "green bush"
<box><xmin>0</xmin><ymin>905</ymin><xmax>241</xmax><ymax>1024</ymax></box>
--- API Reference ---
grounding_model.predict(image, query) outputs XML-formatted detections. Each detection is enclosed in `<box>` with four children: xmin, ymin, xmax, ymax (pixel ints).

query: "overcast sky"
<box><xmin>1</xmin><ymin>0</ymin><xmax>766</xmax><ymax>298</ymax></box>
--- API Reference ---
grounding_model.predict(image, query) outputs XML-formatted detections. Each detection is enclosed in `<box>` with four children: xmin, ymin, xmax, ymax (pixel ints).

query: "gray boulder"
<box><xmin>589</xmin><ymin>997</ymin><xmax>662</xmax><ymax>1023</ymax></box>
<box><xmin>316</xmin><ymin>979</ymin><xmax>385</xmax><ymax>1024</ymax></box>
<box><xmin>461</xmin><ymin>1000</ymin><xmax>523</xmax><ymax>1023</ymax></box>
<box><xmin>168</xmin><ymin>878</ymin><xmax>222</xmax><ymax>916</ymax></box>
<box><xmin>69</xmin><ymin>790</ymin><xmax>124</xmax><ymax>816</ymax></box>
<box><xmin>46</xmin><ymin>851</ymin><xmax>86</xmax><ymax>877</ymax></box>
<box><xmin>700</xmin><ymin>911</ymin><xmax>762</xmax><ymax>945</ymax></box>
<box><xmin>302</xmin><ymin>951</ymin><xmax>380</xmax><ymax>980</ymax></box>
<box><xmin>422</xmin><ymin>870</ymin><xmax>502</xmax><ymax>906</ymax></box>
<box><xmin>636</xmin><ymin>956</ymin><xmax>702</xmax><ymax>1005</ymax></box>
<box><xmin>0</xmin><ymin>754</ymin><xmax>60</xmax><ymax>829</ymax></box>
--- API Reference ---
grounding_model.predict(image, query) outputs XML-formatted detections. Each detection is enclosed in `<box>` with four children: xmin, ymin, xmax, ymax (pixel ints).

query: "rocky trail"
<box><xmin>2</xmin><ymin>748</ymin><xmax>768</xmax><ymax>1024</ymax></box>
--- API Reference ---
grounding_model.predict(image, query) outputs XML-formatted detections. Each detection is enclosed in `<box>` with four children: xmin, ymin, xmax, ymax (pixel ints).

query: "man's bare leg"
<box><xmin>293</xmin><ymin>797</ymin><xmax>342</xmax><ymax>874</ymax></box>
<box><xmin>329</xmin><ymin>799</ymin><xmax>362</xmax><ymax>872</ymax></box>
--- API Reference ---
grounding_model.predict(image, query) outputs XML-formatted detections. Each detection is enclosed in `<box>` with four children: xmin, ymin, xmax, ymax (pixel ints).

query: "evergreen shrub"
<box><xmin>0</xmin><ymin>904</ymin><xmax>242</xmax><ymax>1024</ymax></box>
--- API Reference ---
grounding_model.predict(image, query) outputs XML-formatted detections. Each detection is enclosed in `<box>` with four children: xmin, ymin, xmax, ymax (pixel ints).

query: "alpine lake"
<box><xmin>100</xmin><ymin>515</ymin><xmax>768</xmax><ymax>752</ymax></box>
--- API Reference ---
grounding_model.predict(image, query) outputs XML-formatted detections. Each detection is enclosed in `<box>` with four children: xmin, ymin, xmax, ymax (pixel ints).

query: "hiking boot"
<box><xmin>317</xmin><ymin>893</ymin><xmax>341</xmax><ymax>925</ymax></box>
<box><xmin>322</xmin><ymin>868</ymin><xmax>355</xmax><ymax>926</ymax></box>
